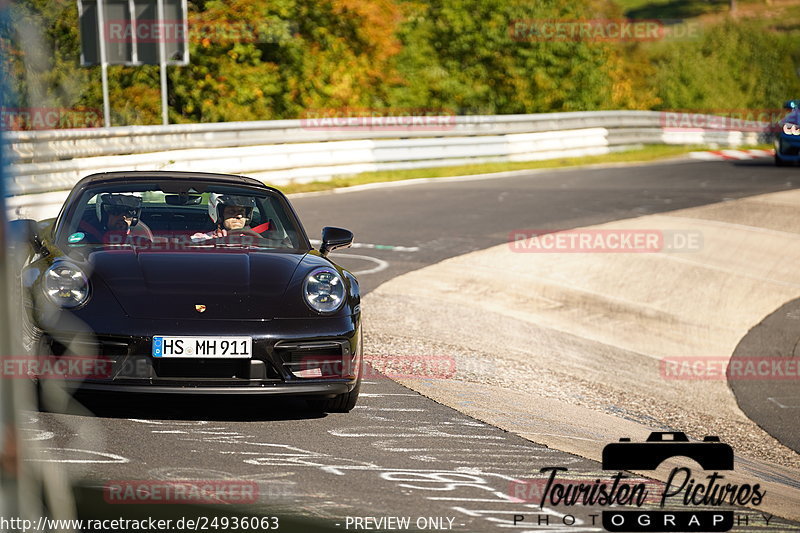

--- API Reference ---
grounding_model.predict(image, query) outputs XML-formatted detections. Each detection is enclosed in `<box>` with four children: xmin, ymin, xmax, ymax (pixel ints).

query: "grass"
<box><xmin>271</xmin><ymin>144</ymin><xmax>756</xmax><ymax>195</ymax></box>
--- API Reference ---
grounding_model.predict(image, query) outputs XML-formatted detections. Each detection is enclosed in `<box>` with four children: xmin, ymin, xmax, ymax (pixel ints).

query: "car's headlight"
<box><xmin>303</xmin><ymin>267</ymin><xmax>345</xmax><ymax>314</ymax></box>
<box><xmin>43</xmin><ymin>263</ymin><xmax>90</xmax><ymax>308</ymax></box>
<box><xmin>783</xmin><ymin>123</ymin><xmax>800</xmax><ymax>136</ymax></box>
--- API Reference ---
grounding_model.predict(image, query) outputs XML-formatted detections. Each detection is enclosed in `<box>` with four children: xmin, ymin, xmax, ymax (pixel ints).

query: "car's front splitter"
<box><xmin>73</xmin><ymin>380</ymin><xmax>352</xmax><ymax>396</ymax></box>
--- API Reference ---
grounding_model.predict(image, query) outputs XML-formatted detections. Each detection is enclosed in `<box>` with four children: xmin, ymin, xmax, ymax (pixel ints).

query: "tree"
<box><xmin>169</xmin><ymin>0</ymin><xmax>404</xmax><ymax>123</ymax></box>
<box><xmin>387</xmin><ymin>0</ymin><xmax>626</xmax><ymax>114</ymax></box>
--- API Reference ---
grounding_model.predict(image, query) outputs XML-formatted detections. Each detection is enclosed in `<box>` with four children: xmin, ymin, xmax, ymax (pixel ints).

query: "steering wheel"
<box><xmin>226</xmin><ymin>228</ymin><xmax>262</xmax><ymax>238</ymax></box>
<box><xmin>214</xmin><ymin>228</ymin><xmax>266</xmax><ymax>246</ymax></box>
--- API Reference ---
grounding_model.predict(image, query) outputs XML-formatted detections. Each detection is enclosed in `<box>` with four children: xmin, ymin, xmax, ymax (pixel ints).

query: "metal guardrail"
<box><xmin>4</xmin><ymin>110</ymin><xmax>769</xmax><ymax>219</ymax></box>
<box><xmin>8</xmin><ymin>111</ymin><xmax>656</xmax><ymax>164</ymax></box>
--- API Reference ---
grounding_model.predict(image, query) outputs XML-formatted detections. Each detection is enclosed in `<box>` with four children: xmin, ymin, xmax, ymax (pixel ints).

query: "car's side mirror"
<box><xmin>320</xmin><ymin>226</ymin><xmax>353</xmax><ymax>257</ymax></box>
<box><xmin>7</xmin><ymin>218</ymin><xmax>41</xmax><ymax>251</ymax></box>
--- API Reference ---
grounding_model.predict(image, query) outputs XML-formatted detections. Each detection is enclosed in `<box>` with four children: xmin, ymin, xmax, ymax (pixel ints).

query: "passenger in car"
<box><xmin>191</xmin><ymin>193</ymin><xmax>262</xmax><ymax>241</ymax></box>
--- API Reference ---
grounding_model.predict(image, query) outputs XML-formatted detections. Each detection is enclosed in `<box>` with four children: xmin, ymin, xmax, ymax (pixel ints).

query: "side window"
<box><xmin>58</xmin><ymin>191</ymin><xmax>102</xmax><ymax>245</ymax></box>
<box><xmin>258</xmin><ymin>198</ymin><xmax>280</xmax><ymax>231</ymax></box>
<box><xmin>78</xmin><ymin>193</ymin><xmax>101</xmax><ymax>228</ymax></box>
<box><xmin>260</xmin><ymin>196</ymin><xmax>303</xmax><ymax>247</ymax></box>
<box><xmin>250</xmin><ymin>203</ymin><xmax>264</xmax><ymax>227</ymax></box>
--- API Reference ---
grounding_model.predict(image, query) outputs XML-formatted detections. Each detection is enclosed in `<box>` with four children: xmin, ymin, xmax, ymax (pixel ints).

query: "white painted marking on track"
<box><xmin>329</xmin><ymin>252</ymin><xmax>388</xmax><ymax>275</ymax></box>
<box><xmin>128</xmin><ymin>419</ymin><xmax>209</xmax><ymax>426</ymax></box>
<box><xmin>768</xmin><ymin>396</ymin><xmax>800</xmax><ymax>408</ymax></box>
<box><xmin>329</xmin><ymin>428</ymin><xmax>506</xmax><ymax>439</ymax></box>
<box><xmin>26</xmin><ymin>448</ymin><xmax>130</xmax><ymax>464</ymax></box>
<box><xmin>20</xmin><ymin>428</ymin><xmax>54</xmax><ymax>441</ymax></box>
<box><xmin>148</xmin><ymin>467</ymin><xmax>243</xmax><ymax>479</ymax></box>
<box><xmin>310</xmin><ymin>239</ymin><xmax>419</xmax><ymax>252</ymax></box>
<box><xmin>219</xmin><ymin>451</ymin><xmax>262</xmax><ymax>455</ymax></box>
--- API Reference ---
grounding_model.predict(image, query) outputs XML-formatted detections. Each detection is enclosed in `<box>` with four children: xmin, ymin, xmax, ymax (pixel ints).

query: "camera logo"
<box><xmin>512</xmin><ymin>431</ymin><xmax>768</xmax><ymax>532</ymax></box>
<box><xmin>601</xmin><ymin>432</ymin><xmax>742</xmax><ymax>532</ymax></box>
<box><xmin>602</xmin><ymin>432</ymin><xmax>734</xmax><ymax>471</ymax></box>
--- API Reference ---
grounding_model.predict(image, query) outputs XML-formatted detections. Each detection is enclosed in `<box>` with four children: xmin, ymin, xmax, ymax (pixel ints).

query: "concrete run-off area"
<box><xmin>364</xmin><ymin>188</ymin><xmax>800</xmax><ymax>522</ymax></box>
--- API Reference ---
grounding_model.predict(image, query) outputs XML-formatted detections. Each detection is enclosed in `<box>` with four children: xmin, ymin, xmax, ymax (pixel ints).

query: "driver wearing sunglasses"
<box><xmin>105</xmin><ymin>204</ymin><xmax>138</xmax><ymax>231</ymax></box>
<box><xmin>94</xmin><ymin>193</ymin><xmax>153</xmax><ymax>241</ymax></box>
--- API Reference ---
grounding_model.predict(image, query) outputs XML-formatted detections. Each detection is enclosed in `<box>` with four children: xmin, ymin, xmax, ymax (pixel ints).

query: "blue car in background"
<box><xmin>775</xmin><ymin>100</ymin><xmax>800</xmax><ymax>166</ymax></box>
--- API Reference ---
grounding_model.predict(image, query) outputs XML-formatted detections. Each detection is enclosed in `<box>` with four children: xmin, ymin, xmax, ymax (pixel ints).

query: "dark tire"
<box><xmin>308</xmin><ymin>377</ymin><xmax>361</xmax><ymax>413</ymax></box>
<box><xmin>775</xmin><ymin>153</ymin><xmax>789</xmax><ymax>167</ymax></box>
<box><xmin>308</xmin><ymin>326</ymin><xmax>363</xmax><ymax>413</ymax></box>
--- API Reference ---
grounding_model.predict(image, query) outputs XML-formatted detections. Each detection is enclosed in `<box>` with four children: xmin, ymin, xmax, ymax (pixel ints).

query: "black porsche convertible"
<box><xmin>14</xmin><ymin>171</ymin><xmax>362</xmax><ymax>412</ymax></box>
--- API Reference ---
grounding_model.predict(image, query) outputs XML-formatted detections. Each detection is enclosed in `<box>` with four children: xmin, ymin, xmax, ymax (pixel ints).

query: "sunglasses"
<box><xmin>224</xmin><ymin>207</ymin><xmax>250</xmax><ymax>217</ymax></box>
<box><xmin>105</xmin><ymin>205</ymin><xmax>138</xmax><ymax>217</ymax></box>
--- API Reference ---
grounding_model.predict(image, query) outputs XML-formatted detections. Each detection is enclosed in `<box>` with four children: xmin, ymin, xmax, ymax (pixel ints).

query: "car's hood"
<box><xmin>88</xmin><ymin>248</ymin><xmax>306</xmax><ymax>320</ymax></box>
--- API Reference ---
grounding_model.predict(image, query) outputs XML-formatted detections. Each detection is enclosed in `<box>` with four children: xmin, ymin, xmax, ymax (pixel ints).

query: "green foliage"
<box><xmin>1</xmin><ymin>0</ymin><xmax>799</xmax><ymax>126</ymax></box>
<box><xmin>2</xmin><ymin>0</ymin><xmax>404</xmax><ymax>125</ymax></box>
<box><xmin>170</xmin><ymin>0</ymin><xmax>403</xmax><ymax>123</ymax></box>
<box><xmin>388</xmin><ymin>0</ymin><xmax>621</xmax><ymax>114</ymax></box>
<box><xmin>648</xmin><ymin>19</ymin><xmax>800</xmax><ymax>111</ymax></box>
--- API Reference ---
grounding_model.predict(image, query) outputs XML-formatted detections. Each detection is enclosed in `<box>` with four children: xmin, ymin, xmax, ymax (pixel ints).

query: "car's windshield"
<box><xmin>56</xmin><ymin>182</ymin><xmax>307</xmax><ymax>250</ymax></box>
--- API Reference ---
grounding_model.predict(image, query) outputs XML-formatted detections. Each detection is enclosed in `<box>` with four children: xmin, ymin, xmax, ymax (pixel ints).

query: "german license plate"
<box><xmin>152</xmin><ymin>336</ymin><xmax>252</xmax><ymax>358</ymax></box>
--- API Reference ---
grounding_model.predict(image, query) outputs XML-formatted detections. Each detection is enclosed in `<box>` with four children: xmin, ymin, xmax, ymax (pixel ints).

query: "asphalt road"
<box><xmin>730</xmin><ymin>297</ymin><xmax>800</xmax><ymax>454</ymax></box>
<box><xmin>295</xmin><ymin>158</ymin><xmax>798</xmax><ymax>294</ymax></box>
<box><xmin>27</xmin><ymin>156</ymin><xmax>800</xmax><ymax>531</ymax></box>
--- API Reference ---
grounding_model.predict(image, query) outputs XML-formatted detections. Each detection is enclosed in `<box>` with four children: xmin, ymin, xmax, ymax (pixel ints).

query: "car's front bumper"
<box><xmin>775</xmin><ymin>135</ymin><xmax>800</xmax><ymax>162</ymax></box>
<box><xmin>32</xmin><ymin>315</ymin><xmax>362</xmax><ymax>397</ymax></box>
